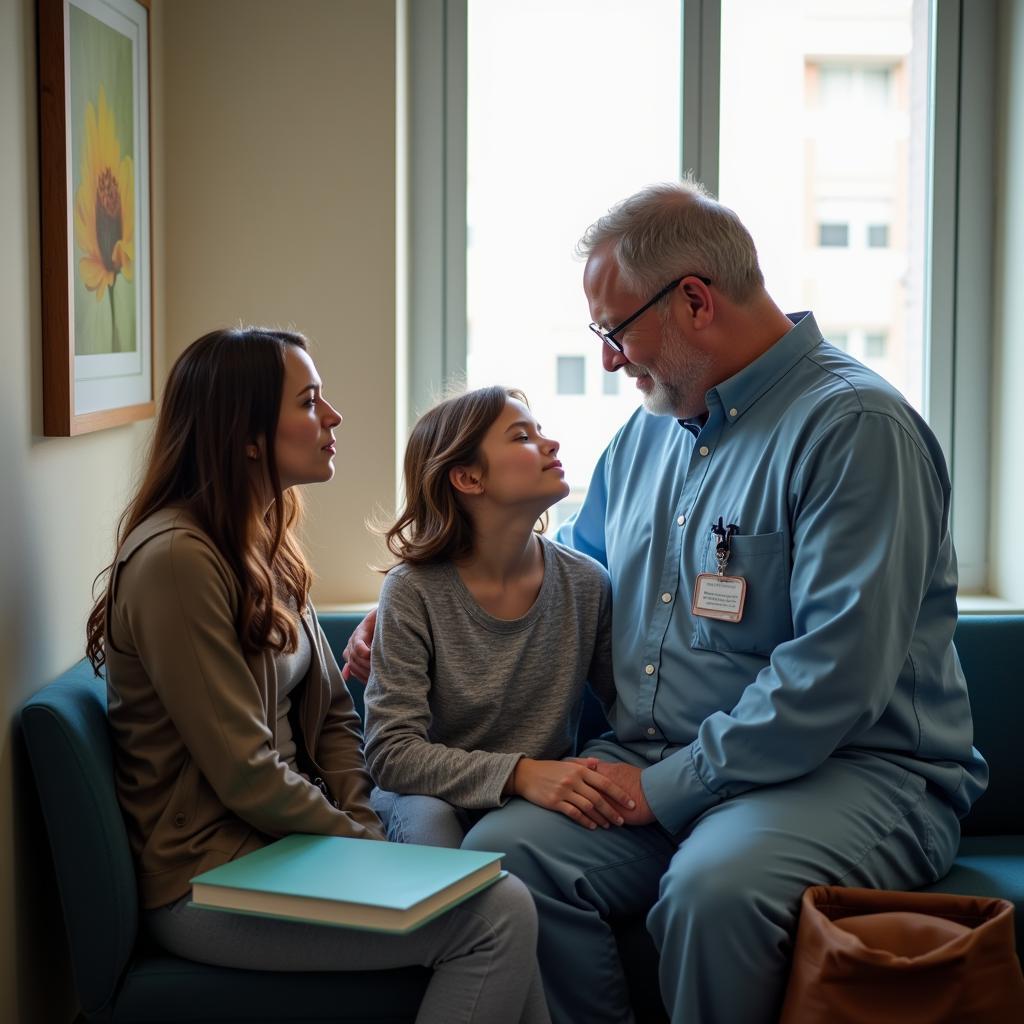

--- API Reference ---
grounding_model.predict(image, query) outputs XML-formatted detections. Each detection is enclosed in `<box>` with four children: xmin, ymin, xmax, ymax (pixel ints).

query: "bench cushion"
<box><xmin>922</xmin><ymin>835</ymin><xmax>1024</xmax><ymax>957</ymax></box>
<box><xmin>113</xmin><ymin>947</ymin><xmax>428</xmax><ymax>1023</ymax></box>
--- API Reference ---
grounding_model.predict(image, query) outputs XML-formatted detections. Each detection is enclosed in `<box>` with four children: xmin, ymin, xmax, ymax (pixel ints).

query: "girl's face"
<box><xmin>472</xmin><ymin>398</ymin><xmax>569</xmax><ymax>510</ymax></box>
<box><xmin>274</xmin><ymin>346</ymin><xmax>342</xmax><ymax>490</ymax></box>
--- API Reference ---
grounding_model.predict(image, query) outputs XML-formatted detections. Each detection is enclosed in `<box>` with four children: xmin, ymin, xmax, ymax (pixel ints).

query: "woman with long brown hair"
<box><xmin>362</xmin><ymin>387</ymin><xmax>630</xmax><ymax>848</ymax></box>
<box><xmin>87</xmin><ymin>328</ymin><xmax>549</xmax><ymax>1024</ymax></box>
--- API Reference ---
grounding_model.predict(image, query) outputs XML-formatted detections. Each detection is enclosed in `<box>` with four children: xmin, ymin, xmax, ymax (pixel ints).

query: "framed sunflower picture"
<box><xmin>38</xmin><ymin>0</ymin><xmax>153</xmax><ymax>436</ymax></box>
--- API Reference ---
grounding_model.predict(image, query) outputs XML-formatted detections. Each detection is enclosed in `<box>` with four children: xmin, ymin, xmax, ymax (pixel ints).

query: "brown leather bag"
<box><xmin>779</xmin><ymin>886</ymin><xmax>1024</xmax><ymax>1024</ymax></box>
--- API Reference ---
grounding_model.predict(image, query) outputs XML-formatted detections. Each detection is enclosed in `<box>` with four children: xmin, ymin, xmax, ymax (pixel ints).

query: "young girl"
<box><xmin>86</xmin><ymin>329</ymin><xmax>549</xmax><ymax>1024</ymax></box>
<box><xmin>363</xmin><ymin>386</ymin><xmax>629</xmax><ymax>849</ymax></box>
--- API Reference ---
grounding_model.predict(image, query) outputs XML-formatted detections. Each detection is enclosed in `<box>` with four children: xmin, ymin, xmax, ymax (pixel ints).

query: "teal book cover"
<box><xmin>190</xmin><ymin>834</ymin><xmax>505</xmax><ymax>933</ymax></box>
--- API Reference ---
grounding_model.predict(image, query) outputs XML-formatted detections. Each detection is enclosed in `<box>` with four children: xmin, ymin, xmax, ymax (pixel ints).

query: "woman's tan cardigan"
<box><xmin>105</xmin><ymin>508</ymin><xmax>385</xmax><ymax>909</ymax></box>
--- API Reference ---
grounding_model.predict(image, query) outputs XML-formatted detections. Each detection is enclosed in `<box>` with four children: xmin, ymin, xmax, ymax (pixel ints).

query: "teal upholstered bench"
<box><xmin>21</xmin><ymin>614</ymin><xmax>1022</xmax><ymax>1023</ymax></box>
<box><xmin>21</xmin><ymin>661</ymin><xmax>429</xmax><ymax>1024</ymax></box>
<box><xmin>322</xmin><ymin>612</ymin><xmax>1024</xmax><ymax>1022</ymax></box>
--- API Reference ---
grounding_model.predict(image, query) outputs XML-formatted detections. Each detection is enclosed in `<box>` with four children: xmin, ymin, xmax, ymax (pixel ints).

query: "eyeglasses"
<box><xmin>588</xmin><ymin>274</ymin><xmax>712</xmax><ymax>354</ymax></box>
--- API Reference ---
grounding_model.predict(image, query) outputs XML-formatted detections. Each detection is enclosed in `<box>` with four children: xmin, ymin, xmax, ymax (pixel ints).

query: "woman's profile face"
<box><xmin>274</xmin><ymin>346</ymin><xmax>342</xmax><ymax>490</ymax></box>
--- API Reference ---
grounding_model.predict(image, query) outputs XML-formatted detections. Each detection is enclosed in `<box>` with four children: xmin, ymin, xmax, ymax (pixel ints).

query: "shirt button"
<box><xmin>647</xmin><ymin>727</ymin><xmax>657</xmax><ymax>736</ymax></box>
<box><xmin>644</xmin><ymin>664</ymin><xmax>656</xmax><ymax>676</ymax></box>
<box><xmin>699</xmin><ymin>445</ymin><xmax>710</xmax><ymax>456</ymax></box>
<box><xmin>661</xmin><ymin>592</ymin><xmax>672</xmax><ymax>603</ymax></box>
<box><xmin>677</xmin><ymin>514</ymin><xmax>686</xmax><ymax>526</ymax></box>
<box><xmin>729</xmin><ymin>407</ymin><xmax>738</xmax><ymax>417</ymax></box>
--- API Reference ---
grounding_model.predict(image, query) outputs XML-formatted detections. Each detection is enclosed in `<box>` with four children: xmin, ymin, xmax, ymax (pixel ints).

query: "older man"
<box><xmin>348</xmin><ymin>180</ymin><xmax>987</xmax><ymax>1023</ymax></box>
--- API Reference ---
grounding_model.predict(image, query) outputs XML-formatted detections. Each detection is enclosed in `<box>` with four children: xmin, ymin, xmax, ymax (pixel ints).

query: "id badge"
<box><xmin>692</xmin><ymin>572</ymin><xmax>747</xmax><ymax>623</ymax></box>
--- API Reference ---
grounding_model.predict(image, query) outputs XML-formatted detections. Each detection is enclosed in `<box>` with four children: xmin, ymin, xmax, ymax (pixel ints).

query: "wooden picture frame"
<box><xmin>38</xmin><ymin>0</ymin><xmax>154</xmax><ymax>436</ymax></box>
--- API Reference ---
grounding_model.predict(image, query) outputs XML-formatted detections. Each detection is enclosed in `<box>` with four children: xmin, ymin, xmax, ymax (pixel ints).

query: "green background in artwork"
<box><xmin>70</xmin><ymin>3</ymin><xmax>137</xmax><ymax>356</ymax></box>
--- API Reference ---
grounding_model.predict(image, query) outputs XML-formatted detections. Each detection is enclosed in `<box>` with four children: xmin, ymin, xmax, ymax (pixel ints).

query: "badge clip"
<box><xmin>692</xmin><ymin>518</ymin><xmax>747</xmax><ymax>622</ymax></box>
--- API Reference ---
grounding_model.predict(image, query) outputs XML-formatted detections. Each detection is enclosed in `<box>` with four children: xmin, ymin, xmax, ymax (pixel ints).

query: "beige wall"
<box><xmin>992</xmin><ymin>0</ymin><xmax>1024</xmax><ymax>605</ymax></box>
<box><xmin>162</xmin><ymin>0</ymin><xmax>397</xmax><ymax>604</ymax></box>
<box><xmin>2</xmin><ymin>0</ymin><xmax>394</xmax><ymax>1019</ymax></box>
<box><xmin>0</xmin><ymin>0</ymin><xmax>163</xmax><ymax>1019</ymax></box>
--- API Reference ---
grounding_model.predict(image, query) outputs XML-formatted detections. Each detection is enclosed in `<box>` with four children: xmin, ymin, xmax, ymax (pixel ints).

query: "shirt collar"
<box><xmin>709</xmin><ymin>311</ymin><xmax>823</xmax><ymax>425</ymax></box>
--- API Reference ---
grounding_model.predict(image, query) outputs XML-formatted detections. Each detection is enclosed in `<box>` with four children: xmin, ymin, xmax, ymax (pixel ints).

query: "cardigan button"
<box><xmin>173</xmin><ymin>813</ymin><xmax>186</xmax><ymax>828</ymax></box>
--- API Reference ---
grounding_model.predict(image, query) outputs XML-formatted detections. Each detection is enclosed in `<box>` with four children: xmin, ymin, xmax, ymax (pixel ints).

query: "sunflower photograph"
<box><xmin>69</xmin><ymin>4</ymin><xmax>137</xmax><ymax>356</ymax></box>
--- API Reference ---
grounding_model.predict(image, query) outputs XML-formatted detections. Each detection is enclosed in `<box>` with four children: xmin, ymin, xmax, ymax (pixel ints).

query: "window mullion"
<box><xmin>950</xmin><ymin>0</ymin><xmax>995</xmax><ymax>592</ymax></box>
<box><xmin>925</xmin><ymin>0</ymin><xmax>959</xmax><ymax>464</ymax></box>
<box><xmin>405</xmin><ymin>0</ymin><xmax>467</xmax><ymax>433</ymax></box>
<box><xmin>680</xmin><ymin>0</ymin><xmax>721</xmax><ymax>191</ymax></box>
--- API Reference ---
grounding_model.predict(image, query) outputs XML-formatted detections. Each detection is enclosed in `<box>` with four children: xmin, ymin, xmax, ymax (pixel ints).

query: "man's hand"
<box><xmin>341</xmin><ymin>607</ymin><xmax>377</xmax><ymax>682</ymax></box>
<box><xmin>509</xmin><ymin>757</ymin><xmax>637</xmax><ymax>830</ymax></box>
<box><xmin>568</xmin><ymin>759</ymin><xmax>656</xmax><ymax>825</ymax></box>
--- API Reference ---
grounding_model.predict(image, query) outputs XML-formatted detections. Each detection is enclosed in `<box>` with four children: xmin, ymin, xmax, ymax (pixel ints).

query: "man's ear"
<box><xmin>449</xmin><ymin>464</ymin><xmax>484</xmax><ymax>496</ymax></box>
<box><xmin>679</xmin><ymin>277</ymin><xmax>714</xmax><ymax>329</ymax></box>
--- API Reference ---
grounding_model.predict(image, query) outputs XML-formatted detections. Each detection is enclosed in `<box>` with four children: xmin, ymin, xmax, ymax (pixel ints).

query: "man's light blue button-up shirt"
<box><xmin>558</xmin><ymin>311</ymin><xmax>988</xmax><ymax>835</ymax></box>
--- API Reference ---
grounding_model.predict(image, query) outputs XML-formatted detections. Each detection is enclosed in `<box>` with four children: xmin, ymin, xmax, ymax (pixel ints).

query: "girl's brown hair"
<box><xmin>384</xmin><ymin>385</ymin><xmax>528</xmax><ymax>567</ymax></box>
<box><xmin>86</xmin><ymin>327</ymin><xmax>313</xmax><ymax>673</ymax></box>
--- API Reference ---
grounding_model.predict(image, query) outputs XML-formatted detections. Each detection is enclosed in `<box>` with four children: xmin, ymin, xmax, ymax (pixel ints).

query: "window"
<box><xmin>556</xmin><ymin>356</ymin><xmax>585</xmax><ymax>396</ymax></box>
<box><xmin>462</xmin><ymin>0</ymin><xmax>681</xmax><ymax>504</ymax></box>
<box><xmin>867</xmin><ymin>223</ymin><xmax>890</xmax><ymax>248</ymax></box>
<box><xmin>829</xmin><ymin>331</ymin><xmax>849</xmax><ymax>352</ymax></box>
<box><xmin>818</xmin><ymin>223</ymin><xmax>850</xmax><ymax>247</ymax></box>
<box><xmin>720</xmin><ymin>0</ymin><xmax>927</xmax><ymax>413</ymax></box>
<box><xmin>865</xmin><ymin>331</ymin><xmax>888</xmax><ymax>358</ymax></box>
<box><xmin>817</xmin><ymin>64</ymin><xmax>893</xmax><ymax>111</ymax></box>
<box><xmin>409</xmin><ymin>0</ymin><xmax>997</xmax><ymax>593</ymax></box>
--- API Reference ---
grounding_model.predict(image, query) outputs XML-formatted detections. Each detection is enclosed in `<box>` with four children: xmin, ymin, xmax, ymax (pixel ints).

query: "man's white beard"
<box><xmin>629</xmin><ymin>323</ymin><xmax>711</xmax><ymax>418</ymax></box>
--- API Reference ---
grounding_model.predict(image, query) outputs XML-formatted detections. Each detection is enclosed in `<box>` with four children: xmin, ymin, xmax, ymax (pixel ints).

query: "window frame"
<box><xmin>403</xmin><ymin>0</ymin><xmax>997</xmax><ymax>594</ymax></box>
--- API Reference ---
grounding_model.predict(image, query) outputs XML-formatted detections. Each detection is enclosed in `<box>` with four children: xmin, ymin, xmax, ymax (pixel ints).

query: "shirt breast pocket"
<box><xmin>690</xmin><ymin>531</ymin><xmax>792</xmax><ymax>656</ymax></box>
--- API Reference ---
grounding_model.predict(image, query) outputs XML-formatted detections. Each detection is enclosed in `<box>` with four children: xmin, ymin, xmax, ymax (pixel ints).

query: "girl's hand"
<box><xmin>341</xmin><ymin>606</ymin><xmax>377</xmax><ymax>682</ymax></box>
<box><xmin>568</xmin><ymin>758</ymin><xmax>656</xmax><ymax>826</ymax></box>
<box><xmin>509</xmin><ymin>757</ymin><xmax>637</xmax><ymax>829</ymax></box>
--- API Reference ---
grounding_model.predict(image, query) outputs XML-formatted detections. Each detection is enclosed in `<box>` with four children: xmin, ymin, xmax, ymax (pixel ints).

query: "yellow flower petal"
<box><xmin>113</xmin><ymin>240</ymin><xmax>133</xmax><ymax>281</ymax></box>
<box><xmin>83</xmin><ymin>100</ymin><xmax>98</xmax><ymax>181</ymax></box>
<box><xmin>75</xmin><ymin>83</ymin><xmax>134</xmax><ymax>295</ymax></box>
<box><xmin>74</xmin><ymin>190</ymin><xmax>91</xmax><ymax>252</ymax></box>
<box><xmin>97</xmin><ymin>86</ymin><xmax>118</xmax><ymax>177</ymax></box>
<box><xmin>118</xmin><ymin>154</ymin><xmax>134</xmax><ymax>241</ymax></box>
<box><xmin>79</xmin><ymin>256</ymin><xmax>112</xmax><ymax>299</ymax></box>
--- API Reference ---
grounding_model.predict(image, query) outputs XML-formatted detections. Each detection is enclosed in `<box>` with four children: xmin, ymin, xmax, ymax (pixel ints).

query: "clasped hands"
<box><xmin>508</xmin><ymin>757</ymin><xmax>655</xmax><ymax>830</ymax></box>
<box><xmin>342</xmin><ymin>610</ymin><xmax>656</xmax><ymax>830</ymax></box>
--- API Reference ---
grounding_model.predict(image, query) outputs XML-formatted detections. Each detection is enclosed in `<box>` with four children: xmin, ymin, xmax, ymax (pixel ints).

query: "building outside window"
<box><xmin>865</xmin><ymin>330</ymin><xmax>889</xmax><ymax>358</ymax></box>
<box><xmin>465</xmin><ymin>0</ymin><xmax>680</xmax><ymax>507</ymax></box>
<box><xmin>867</xmin><ymin>223</ymin><xmax>891</xmax><ymax>247</ymax></box>
<box><xmin>819</xmin><ymin>222</ymin><xmax>850</xmax><ymax>247</ymax></box>
<box><xmin>720</xmin><ymin>0</ymin><xmax>926</xmax><ymax>411</ymax></box>
<box><xmin>556</xmin><ymin>355</ymin><xmax>585</xmax><ymax>396</ymax></box>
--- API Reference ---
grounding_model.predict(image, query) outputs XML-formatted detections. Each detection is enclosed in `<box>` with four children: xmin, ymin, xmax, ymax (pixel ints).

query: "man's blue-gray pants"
<box><xmin>462</xmin><ymin>739</ymin><xmax>961</xmax><ymax>1024</ymax></box>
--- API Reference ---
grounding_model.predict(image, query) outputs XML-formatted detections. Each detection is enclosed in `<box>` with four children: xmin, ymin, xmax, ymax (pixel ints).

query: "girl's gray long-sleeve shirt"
<box><xmin>363</xmin><ymin>535</ymin><xmax>616</xmax><ymax>809</ymax></box>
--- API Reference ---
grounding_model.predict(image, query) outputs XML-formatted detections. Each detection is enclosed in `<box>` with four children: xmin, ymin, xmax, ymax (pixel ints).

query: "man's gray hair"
<box><xmin>577</xmin><ymin>178</ymin><xmax>764</xmax><ymax>303</ymax></box>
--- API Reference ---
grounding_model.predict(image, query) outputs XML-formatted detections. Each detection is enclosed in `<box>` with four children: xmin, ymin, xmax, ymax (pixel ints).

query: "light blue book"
<box><xmin>190</xmin><ymin>834</ymin><xmax>505</xmax><ymax>934</ymax></box>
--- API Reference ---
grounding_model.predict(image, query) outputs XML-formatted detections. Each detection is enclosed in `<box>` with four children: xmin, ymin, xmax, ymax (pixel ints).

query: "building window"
<box><xmin>865</xmin><ymin>331</ymin><xmax>888</xmax><ymax>358</ymax></box>
<box><xmin>829</xmin><ymin>332</ymin><xmax>849</xmax><ymax>352</ymax></box>
<box><xmin>818</xmin><ymin>222</ymin><xmax>849</xmax><ymax>247</ymax></box>
<box><xmin>867</xmin><ymin>224</ymin><xmax>890</xmax><ymax>248</ymax></box>
<box><xmin>602</xmin><ymin>372</ymin><xmax>619</xmax><ymax>396</ymax></box>
<box><xmin>817</xmin><ymin>63</ymin><xmax>893</xmax><ymax>110</ymax></box>
<box><xmin>556</xmin><ymin>356</ymin><xmax>586</xmax><ymax>395</ymax></box>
